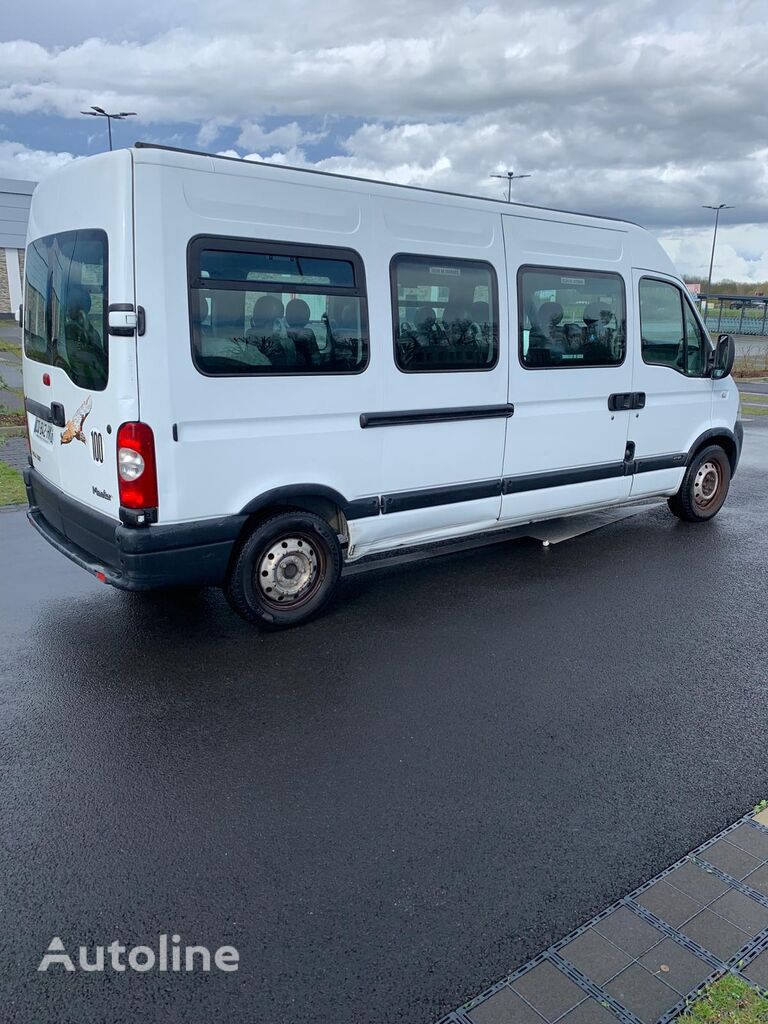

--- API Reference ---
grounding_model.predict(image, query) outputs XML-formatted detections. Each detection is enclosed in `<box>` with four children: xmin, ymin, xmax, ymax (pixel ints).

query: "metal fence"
<box><xmin>695</xmin><ymin>295</ymin><xmax>768</xmax><ymax>336</ymax></box>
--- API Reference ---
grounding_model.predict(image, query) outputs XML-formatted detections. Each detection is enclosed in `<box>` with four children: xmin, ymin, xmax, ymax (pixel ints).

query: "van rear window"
<box><xmin>23</xmin><ymin>229</ymin><xmax>108</xmax><ymax>391</ymax></box>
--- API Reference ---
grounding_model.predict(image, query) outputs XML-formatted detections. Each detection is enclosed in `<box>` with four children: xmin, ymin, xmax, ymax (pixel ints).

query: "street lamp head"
<box><xmin>80</xmin><ymin>105</ymin><xmax>139</xmax><ymax>152</ymax></box>
<box><xmin>703</xmin><ymin>204</ymin><xmax>734</xmax><ymax>211</ymax></box>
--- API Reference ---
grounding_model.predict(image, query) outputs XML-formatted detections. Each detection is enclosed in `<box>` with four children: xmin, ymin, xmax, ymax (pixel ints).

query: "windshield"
<box><xmin>24</xmin><ymin>229</ymin><xmax>108</xmax><ymax>391</ymax></box>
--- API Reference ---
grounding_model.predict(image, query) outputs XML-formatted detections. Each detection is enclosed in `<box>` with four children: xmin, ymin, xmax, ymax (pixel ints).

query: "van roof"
<box><xmin>133</xmin><ymin>142</ymin><xmax>641</xmax><ymax>231</ymax></box>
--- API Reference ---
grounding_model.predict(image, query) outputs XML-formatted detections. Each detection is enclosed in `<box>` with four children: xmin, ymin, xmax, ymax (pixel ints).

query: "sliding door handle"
<box><xmin>608</xmin><ymin>392</ymin><xmax>646</xmax><ymax>411</ymax></box>
<box><xmin>608</xmin><ymin>393</ymin><xmax>632</xmax><ymax>411</ymax></box>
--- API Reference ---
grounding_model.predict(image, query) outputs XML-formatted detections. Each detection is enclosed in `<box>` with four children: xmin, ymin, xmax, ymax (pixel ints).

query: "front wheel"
<box><xmin>667</xmin><ymin>444</ymin><xmax>731</xmax><ymax>522</ymax></box>
<box><xmin>225</xmin><ymin>511</ymin><xmax>342</xmax><ymax>628</ymax></box>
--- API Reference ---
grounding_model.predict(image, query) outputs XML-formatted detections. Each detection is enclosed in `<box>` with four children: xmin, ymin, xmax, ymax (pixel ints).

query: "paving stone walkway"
<box><xmin>439</xmin><ymin>811</ymin><xmax>768</xmax><ymax>1024</ymax></box>
<box><xmin>0</xmin><ymin>436</ymin><xmax>29</xmax><ymax>473</ymax></box>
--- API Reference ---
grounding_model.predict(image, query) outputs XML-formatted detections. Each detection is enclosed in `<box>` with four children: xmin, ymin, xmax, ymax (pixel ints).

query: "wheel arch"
<box><xmin>241</xmin><ymin>484</ymin><xmax>343</xmax><ymax>524</ymax></box>
<box><xmin>687</xmin><ymin>427</ymin><xmax>738</xmax><ymax>474</ymax></box>
<box><xmin>231</xmin><ymin>485</ymin><xmax>379</xmax><ymax>561</ymax></box>
<box><xmin>239</xmin><ymin>483</ymin><xmax>378</xmax><ymax>522</ymax></box>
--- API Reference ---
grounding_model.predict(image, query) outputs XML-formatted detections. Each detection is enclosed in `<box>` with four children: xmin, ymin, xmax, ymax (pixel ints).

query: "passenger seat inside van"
<box><xmin>285</xmin><ymin>298</ymin><xmax>320</xmax><ymax>367</ymax></box>
<box><xmin>247</xmin><ymin>295</ymin><xmax>298</xmax><ymax>367</ymax></box>
<box><xmin>527</xmin><ymin>301</ymin><xmax>565</xmax><ymax>364</ymax></box>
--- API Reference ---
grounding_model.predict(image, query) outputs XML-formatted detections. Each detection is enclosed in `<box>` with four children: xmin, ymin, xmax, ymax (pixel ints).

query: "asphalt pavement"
<box><xmin>1</xmin><ymin>424</ymin><xmax>767</xmax><ymax>1024</ymax></box>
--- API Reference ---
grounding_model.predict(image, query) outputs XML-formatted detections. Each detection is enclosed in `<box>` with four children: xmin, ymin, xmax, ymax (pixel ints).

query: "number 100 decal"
<box><xmin>91</xmin><ymin>431</ymin><xmax>104</xmax><ymax>463</ymax></box>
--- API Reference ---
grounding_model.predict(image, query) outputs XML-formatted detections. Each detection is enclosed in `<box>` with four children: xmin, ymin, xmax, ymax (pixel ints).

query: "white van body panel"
<box><xmin>133</xmin><ymin>154</ymin><xmax>382</xmax><ymax>526</ymax></box>
<box><xmin>132</xmin><ymin>155</ymin><xmax>511</xmax><ymax>547</ymax></box>
<box><xmin>22</xmin><ymin>146</ymin><xmax>742</xmax><ymax>592</ymax></box>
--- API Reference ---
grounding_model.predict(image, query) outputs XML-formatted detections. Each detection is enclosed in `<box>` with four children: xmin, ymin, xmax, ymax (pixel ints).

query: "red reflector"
<box><xmin>96</xmin><ymin>571</ymin><xmax>107</xmax><ymax>583</ymax></box>
<box><xmin>42</xmin><ymin>372</ymin><xmax>51</xmax><ymax>386</ymax></box>
<box><xmin>116</xmin><ymin>421</ymin><xmax>159</xmax><ymax>510</ymax></box>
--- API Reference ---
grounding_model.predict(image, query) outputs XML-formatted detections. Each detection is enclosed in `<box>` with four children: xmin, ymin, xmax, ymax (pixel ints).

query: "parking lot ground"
<box><xmin>0</xmin><ymin>423</ymin><xmax>766</xmax><ymax>1024</ymax></box>
<box><xmin>442</xmin><ymin>809</ymin><xmax>768</xmax><ymax>1024</ymax></box>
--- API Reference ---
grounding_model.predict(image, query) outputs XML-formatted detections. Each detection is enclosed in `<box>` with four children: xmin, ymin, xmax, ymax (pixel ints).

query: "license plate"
<box><xmin>33</xmin><ymin>417</ymin><xmax>54</xmax><ymax>445</ymax></box>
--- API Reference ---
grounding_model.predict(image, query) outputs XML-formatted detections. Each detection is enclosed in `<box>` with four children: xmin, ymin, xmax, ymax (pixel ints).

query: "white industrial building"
<box><xmin>0</xmin><ymin>177</ymin><xmax>36</xmax><ymax>317</ymax></box>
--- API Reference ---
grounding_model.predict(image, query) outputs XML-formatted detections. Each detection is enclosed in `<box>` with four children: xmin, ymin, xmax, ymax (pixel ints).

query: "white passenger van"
<box><xmin>21</xmin><ymin>144</ymin><xmax>742</xmax><ymax>627</ymax></box>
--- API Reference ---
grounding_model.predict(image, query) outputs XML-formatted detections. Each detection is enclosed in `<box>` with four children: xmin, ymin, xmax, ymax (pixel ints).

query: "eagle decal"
<box><xmin>60</xmin><ymin>395</ymin><xmax>92</xmax><ymax>445</ymax></box>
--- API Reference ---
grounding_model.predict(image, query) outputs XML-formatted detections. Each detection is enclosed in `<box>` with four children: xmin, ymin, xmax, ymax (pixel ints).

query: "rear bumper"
<box><xmin>24</xmin><ymin>466</ymin><xmax>245</xmax><ymax>590</ymax></box>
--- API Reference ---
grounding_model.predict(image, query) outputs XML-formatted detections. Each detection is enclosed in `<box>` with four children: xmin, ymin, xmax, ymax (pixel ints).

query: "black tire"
<box><xmin>667</xmin><ymin>444</ymin><xmax>731</xmax><ymax>522</ymax></box>
<box><xmin>224</xmin><ymin>511</ymin><xmax>342</xmax><ymax>628</ymax></box>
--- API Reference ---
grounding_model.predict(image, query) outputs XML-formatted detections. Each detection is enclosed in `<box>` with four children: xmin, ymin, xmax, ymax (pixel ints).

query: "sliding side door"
<box><xmin>501</xmin><ymin>218</ymin><xmax>635</xmax><ymax>521</ymax></box>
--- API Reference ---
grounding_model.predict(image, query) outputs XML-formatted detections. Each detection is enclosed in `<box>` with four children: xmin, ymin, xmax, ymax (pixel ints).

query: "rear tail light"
<box><xmin>116</xmin><ymin>422</ymin><xmax>158</xmax><ymax>511</ymax></box>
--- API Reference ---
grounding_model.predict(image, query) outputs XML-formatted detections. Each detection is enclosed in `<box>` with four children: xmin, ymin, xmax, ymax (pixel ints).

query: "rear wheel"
<box><xmin>225</xmin><ymin>511</ymin><xmax>342</xmax><ymax>628</ymax></box>
<box><xmin>667</xmin><ymin>445</ymin><xmax>731</xmax><ymax>522</ymax></box>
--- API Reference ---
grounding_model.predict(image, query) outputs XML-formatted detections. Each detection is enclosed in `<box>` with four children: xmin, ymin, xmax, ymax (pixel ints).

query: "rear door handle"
<box><xmin>24</xmin><ymin>397</ymin><xmax>66</xmax><ymax>426</ymax></box>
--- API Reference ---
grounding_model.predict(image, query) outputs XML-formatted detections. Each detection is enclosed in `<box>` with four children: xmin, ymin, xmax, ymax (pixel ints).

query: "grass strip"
<box><xmin>679</xmin><ymin>976</ymin><xmax>768</xmax><ymax>1024</ymax></box>
<box><xmin>0</xmin><ymin>459</ymin><xmax>26</xmax><ymax>506</ymax></box>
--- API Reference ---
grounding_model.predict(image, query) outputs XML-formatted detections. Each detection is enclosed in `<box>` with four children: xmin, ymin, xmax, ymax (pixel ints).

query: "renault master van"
<box><xmin>22</xmin><ymin>144</ymin><xmax>742</xmax><ymax>628</ymax></box>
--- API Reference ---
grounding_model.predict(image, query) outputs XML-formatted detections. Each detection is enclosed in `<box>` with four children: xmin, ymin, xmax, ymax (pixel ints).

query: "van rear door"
<box><xmin>22</xmin><ymin>152</ymin><xmax>138</xmax><ymax>518</ymax></box>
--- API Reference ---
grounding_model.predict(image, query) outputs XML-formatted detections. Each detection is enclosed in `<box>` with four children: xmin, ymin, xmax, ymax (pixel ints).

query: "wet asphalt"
<box><xmin>1</xmin><ymin>424</ymin><xmax>767</xmax><ymax>1024</ymax></box>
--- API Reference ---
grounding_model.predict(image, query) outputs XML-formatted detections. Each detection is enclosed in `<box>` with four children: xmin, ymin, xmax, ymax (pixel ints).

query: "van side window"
<box><xmin>518</xmin><ymin>267</ymin><xmax>626</xmax><ymax>368</ymax></box>
<box><xmin>391</xmin><ymin>255</ymin><xmax>499</xmax><ymax>372</ymax></box>
<box><xmin>188</xmin><ymin>238</ymin><xmax>369</xmax><ymax>375</ymax></box>
<box><xmin>639</xmin><ymin>279</ymin><xmax>711</xmax><ymax>377</ymax></box>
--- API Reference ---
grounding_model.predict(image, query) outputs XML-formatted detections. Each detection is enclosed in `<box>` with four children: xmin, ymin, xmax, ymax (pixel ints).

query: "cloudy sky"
<box><xmin>1</xmin><ymin>0</ymin><xmax>767</xmax><ymax>280</ymax></box>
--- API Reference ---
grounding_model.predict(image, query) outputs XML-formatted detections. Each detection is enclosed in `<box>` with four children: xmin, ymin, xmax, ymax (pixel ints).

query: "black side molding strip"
<box><xmin>503</xmin><ymin>461</ymin><xmax>626</xmax><ymax>494</ymax></box>
<box><xmin>234</xmin><ymin>447</ymin><xmax>694</xmax><ymax>525</ymax></box>
<box><xmin>634</xmin><ymin>453</ymin><xmax>686</xmax><ymax>474</ymax></box>
<box><xmin>360</xmin><ymin>404</ymin><xmax>514</xmax><ymax>429</ymax></box>
<box><xmin>345</xmin><ymin>497</ymin><xmax>381</xmax><ymax>520</ymax></box>
<box><xmin>381</xmin><ymin>479</ymin><xmax>501</xmax><ymax>514</ymax></box>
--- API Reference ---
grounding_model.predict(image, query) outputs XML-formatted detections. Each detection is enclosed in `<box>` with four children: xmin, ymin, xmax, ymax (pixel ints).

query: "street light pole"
<box><xmin>80</xmin><ymin>107</ymin><xmax>137</xmax><ymax>151</ymax></box>
<box><xmin>703</xmin><ymin>203</ymin><xmax>733</xmax><ymax>306</ymax></box>
<box><xmin>490</xmin><ymin>169</ymin><xmax>532</xmax><ymax>202</ymax></box>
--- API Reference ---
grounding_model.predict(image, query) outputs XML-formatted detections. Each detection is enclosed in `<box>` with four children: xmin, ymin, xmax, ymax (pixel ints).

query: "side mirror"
<box><xmin>712</xmin><ymin>334</ymin><xmax>735</xmax><ymax>380</ymax></box>
<box><xmin>14</xmin><ymin>303</ymin><xmax>22</xmax><ymax>325</ymax></box>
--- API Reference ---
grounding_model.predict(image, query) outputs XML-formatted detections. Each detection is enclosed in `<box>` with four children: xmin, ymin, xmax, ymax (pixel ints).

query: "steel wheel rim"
<box><xmin>256</xmin><ymin>534</ymin><xmax>324</xmax><ymax>609</ymax></box>
<box><xmin>693</xmin><ymin>460</ymin><xmax>722</xmax><ymax>509</ymax></box>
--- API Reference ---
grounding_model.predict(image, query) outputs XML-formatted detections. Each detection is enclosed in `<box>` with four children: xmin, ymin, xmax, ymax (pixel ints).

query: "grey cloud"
<box><xmin>0</xmin><ymin>0</ymin><xmax>766</xmax><ymax>237</ymax></box>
